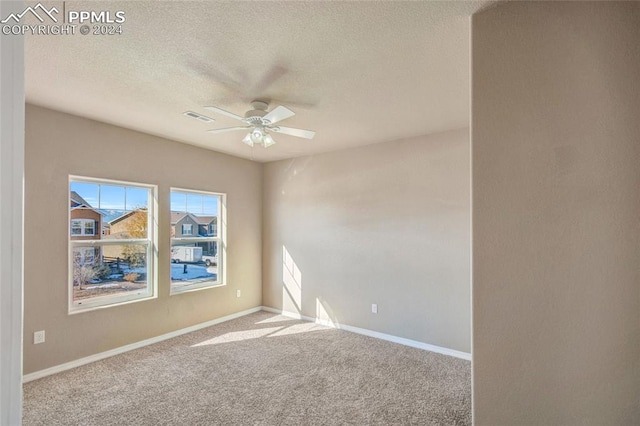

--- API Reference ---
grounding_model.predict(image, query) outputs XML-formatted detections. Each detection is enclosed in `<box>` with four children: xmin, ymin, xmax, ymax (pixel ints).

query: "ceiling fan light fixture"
<box><xmin>263</xmin><ymin>133</ymin><xmax>275</xmax><ymax>148</ymax></box>
<box><xmin>242</xmin><ymin>133</ymin><xmax>254</xmax><ymax>147</ymax></box>
<box><xmin>250</xmin><ymin>128</ymin><xmax>263</xmax><ymax>145</ymax></box>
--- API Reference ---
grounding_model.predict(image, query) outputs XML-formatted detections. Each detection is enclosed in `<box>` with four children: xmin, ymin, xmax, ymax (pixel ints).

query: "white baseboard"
<box><xmin>261</xmin><ymin>306</ymin><xmax>472</xmax><ymax>361</ymax></box>
<box><xmin>23</xmin><ymin>307</ymin><xmax>263</xmax><ymax>383</ymax></box>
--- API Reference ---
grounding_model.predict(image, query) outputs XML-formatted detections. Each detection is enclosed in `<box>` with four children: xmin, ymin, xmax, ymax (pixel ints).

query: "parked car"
<box><xmin>202</xmin><ymin>254</ymin><xmax>217</xmax><ymax>266</ymax></box>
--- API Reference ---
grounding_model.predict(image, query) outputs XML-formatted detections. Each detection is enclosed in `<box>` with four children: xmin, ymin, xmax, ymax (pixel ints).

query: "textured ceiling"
<box><xmin>26</xmin><ymin>1</ymin><xmax>490</xmax><ymax>162</ymax></box>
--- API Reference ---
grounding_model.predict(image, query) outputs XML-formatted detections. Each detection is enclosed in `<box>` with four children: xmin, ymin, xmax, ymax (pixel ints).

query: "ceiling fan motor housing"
<box><xmin>244</xmin><ymin>115</ymin><xmax>267</xmax><ymax>126</ymax></box>
<box><xmin>244</xmin><ymin>100</ymin><xmax>269</xmax><ymax>123</ymax></box>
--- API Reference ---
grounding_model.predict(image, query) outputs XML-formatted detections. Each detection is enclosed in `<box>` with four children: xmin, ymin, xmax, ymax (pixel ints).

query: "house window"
<box><xmin>71</xmin><ymin>220</ymin><xmax>82</xmax><ymax>235</ymax></box>
<box><xmin>84</xmin><ymin>220</ymin><xmax>95</xmax><ymax>235</ymax></box>
<box><xmin>70</xmin><ymin>219</ymin><xmax>96</xmax><ymax>236</ymax></box>
<box><xmin>69</xmin><ymin>176</ymin><xmax>157</xmax><ymax>313</ymax></box>
<box><xmin>73</xmin><ymin>247</ymin><xmax>96</xmax><ymax>264</ymax></box>
<box><xmin>170</xmin><ymin>188</ymin><xmax>225</xmax><ymax>294</ymax></box>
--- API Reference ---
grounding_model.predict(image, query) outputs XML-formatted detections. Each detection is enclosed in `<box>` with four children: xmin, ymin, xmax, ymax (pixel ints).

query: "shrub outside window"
<box><xmin>69</xmin><ymin>176</ymin><xmax>156</xmax><ymax>312</ymax></box>
<box><xmin>170</xmin><ymin>188</ymin><xmax>225</xmax><ymax>294</ymax></box>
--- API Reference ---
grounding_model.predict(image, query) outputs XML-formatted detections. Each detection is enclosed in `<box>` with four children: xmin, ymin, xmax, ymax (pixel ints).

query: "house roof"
<box><xmin>70</xmin><ymin>191</ymin><xmax>92</xmax><ymax>208</ymax></box>
<box><xmin>194</xmin><ymin>216</ymin><xmax>217</xmax><ymax>225</ymax></box>
<box><xmin>109</xmin><ymin>209</ymin><xmax>147</xmax><ymax>225</ymax></box>
<box><xmin>171</xmin><ymin>212</ymin><xmax>189</xmax><ymax>225</ymax></box>
<box><xmin>171</xmin><ymin>212</ymin><xmax>217</xmax><ymax>225</ymax></box>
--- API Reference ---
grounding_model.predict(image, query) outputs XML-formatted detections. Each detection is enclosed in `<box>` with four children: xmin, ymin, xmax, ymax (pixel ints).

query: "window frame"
<box><xmin>68</xmin><ymin>175</ymin><xmax>158</xmax><ymax>314</ymax></box>
<box><xmin>170</xmin><ymin>187</ymin><xmax>226</xmax><ymax>295</ymax></box>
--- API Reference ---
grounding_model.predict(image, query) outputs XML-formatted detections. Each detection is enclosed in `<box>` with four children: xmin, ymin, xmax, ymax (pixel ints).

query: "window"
<box><xmin>84</xmin><ymin>220</ymin><xmax>95</xmax><ymax>235</ymax></box>
<box><xmin>70</xmin><ymin>219</ymin><xmax>95</xmax><ymax>236</ymax></box>
<box><xmin>71</xmin><ymin>220</ymin><xmax>82</xmax><ymax>235</ymax></box>
<box><xmin>73</xmin><ymin>247</ymin><xmax>97</xmax><ymax>264</ymax></box>
<box><xmin>69</xmin><ymin>176</ymin><xmax>156</xmax><ymax>312</ymax></box>
<box><xmin>170</xmin><ymin>188</ymin><xmax>225</xmax><ymax>294</ymax></box>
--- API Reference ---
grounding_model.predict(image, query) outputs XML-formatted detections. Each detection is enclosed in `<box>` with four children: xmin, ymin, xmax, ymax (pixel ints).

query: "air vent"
<box><xmin>183</xmin><ymin>111</ymin><xmax>215</xmax><ymax>123</ymax></box>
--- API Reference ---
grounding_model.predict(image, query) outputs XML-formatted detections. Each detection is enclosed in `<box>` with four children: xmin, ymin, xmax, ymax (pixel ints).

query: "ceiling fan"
<box><xmin>204</xmin><ymin>101</ymin><xmax>316</xmax><ymax>148</ymax></box>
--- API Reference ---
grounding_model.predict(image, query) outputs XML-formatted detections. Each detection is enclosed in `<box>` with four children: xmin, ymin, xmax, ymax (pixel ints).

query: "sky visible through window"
<box><xmin>171</xmin><ymin>191</ymin><xmax>218</xmax><ymax>215</ymax></box>
<box><xmin>71</xmin><ymin>182</ymin><xmax>218</xmax><ymax>219</ymax></box>
<box><xmin>70</xmin><ymin>181</ymin><xmax>149</xmax><ymax>221</ymax></box>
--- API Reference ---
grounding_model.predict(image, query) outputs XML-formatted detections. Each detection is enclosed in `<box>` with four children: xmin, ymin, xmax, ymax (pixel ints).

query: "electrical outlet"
<box><xmin>372</xmin><ymin>304</ymin><xmax>378</xmax><ymax>314</ymax></box>
<box><xmin>34</xmin><ymin>330</ymin><xmax>45</xmax><ymax>344</ymax></box>
<box><xmin>236</xmin><ymin>289</ymin><xmax>241</xmax><ymax>298</ymax></box>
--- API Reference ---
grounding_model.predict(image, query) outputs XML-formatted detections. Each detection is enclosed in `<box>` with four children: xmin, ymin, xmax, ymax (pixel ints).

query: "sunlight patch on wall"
<box><xmin>191</xmin><ymin>326</ymin><xmax>282</xmax><ymax>347</ymax></box>
<box><xmin>282</xmin><ymin>246</ymin><xmax>302</xmax><ymax>313</ymax></box>
<box><xmin>316</xmin><ymin>298</ymin><xmax>338</xmax><ymax>327</ymax></box>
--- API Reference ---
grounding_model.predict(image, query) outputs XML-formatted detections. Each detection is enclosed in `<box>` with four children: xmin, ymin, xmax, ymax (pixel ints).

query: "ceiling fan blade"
<box><xmin>273</xmin><ymin>126</ymin><xmax>316</xmax><ymax>139</ymax></box>
<box><xmin>263</xmin><ymin>105</ymin><xmax>295</xmax><ymax>125</ymax></box>
<box><xmin>185</xmin><ymin>59</ymin><xmax>243</xmax><ymax>93</ymax></box>
<box><xmin>204</xmin><ymin>106</ymin><xmax>245</xmax><ymax>122</ymax></box>
<box><xmin>252</xmin><ymin>64</ymin><xmax>288</xmax><ymax>94</ymax></box>
<box><xmin>207</xmin><ymin>126</ymin><xmax>250</xmax><ymax>134</ymax></box>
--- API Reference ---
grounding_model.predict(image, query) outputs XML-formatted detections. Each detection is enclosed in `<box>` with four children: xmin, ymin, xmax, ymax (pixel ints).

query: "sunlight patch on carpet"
<box><xmin>268</xmin><ymin>322</ymin><xmax>329</xmax><ymax>337</ymax></box>
<box><xmin>255</xmin><ymin>315</ymin><xmax>297</xmax><ymax>325</ymax></box>
<box><xmin>191</xmin><ymin>326</ymin><xmax>283</xmax><ymax>347</ymax></box>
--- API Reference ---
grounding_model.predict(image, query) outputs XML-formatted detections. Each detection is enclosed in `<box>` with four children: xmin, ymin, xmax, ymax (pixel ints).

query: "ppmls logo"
<box><xmin>1</xmin><ymin>3</ymin><xmax>59</xmax><ymax>24</ymax></box>
<box><xmin>2</xmin><ymin>2</ymin><xmax>126</xmax><ymax>36</ymax></box>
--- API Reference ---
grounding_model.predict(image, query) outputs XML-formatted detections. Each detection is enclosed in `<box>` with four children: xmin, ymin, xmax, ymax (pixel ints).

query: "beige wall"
<box><xmin>263</xmin><ymin>129</ymin><xmax>471</xmax><ymax>353</ymax></box>
<box><xmin>472</xmin><ymin>2</ymin><xmax>640</xmax><ymax>424</ymax></box>
<box><xmin>24</xmin><ymin>105</ymin><xmax>262</xmax><ymax>374</ymax></box>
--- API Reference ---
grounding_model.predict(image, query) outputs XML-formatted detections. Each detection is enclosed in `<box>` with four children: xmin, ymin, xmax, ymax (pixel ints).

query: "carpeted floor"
<box><xmin>23</xmin><ymin>311</ymin><xmax>471</xmax><ymax>425</ymax></box>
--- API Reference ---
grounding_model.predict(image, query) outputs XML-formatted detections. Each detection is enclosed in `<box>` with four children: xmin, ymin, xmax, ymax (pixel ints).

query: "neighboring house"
<box><xmin>171</xmin><ymin>211</ymin><xmax>200</xmax><ymax>238</ymax></box>
<box><xmin>171</xmin><ymin>211</ymin><xmax>217</xmax><ymax>256</ymax></box>
<box><xmin>108</xmin><ymin>209</ymin><xmax>147</xmax><ymax>238</ymax></box>
<box><xmin>69</xmin><ymin>191</ymin><xmax>102</xmax><ymax>264</ymax></box>
<box><xmin>195</xmin><ymin>216</ymin><xmax>217</xmax><ymax>237</ymax></box>
<box><xmin>102</xmin><ymin>209</ymin><xmax>147</xmax><ymax>260</ymax></box>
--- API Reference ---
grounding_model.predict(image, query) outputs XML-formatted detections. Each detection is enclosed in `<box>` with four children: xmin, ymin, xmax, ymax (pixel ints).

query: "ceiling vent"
<box><xmin>183</xmin><ymin>111</ymin><xmax>215</xmax><ymax>123</ymax></box>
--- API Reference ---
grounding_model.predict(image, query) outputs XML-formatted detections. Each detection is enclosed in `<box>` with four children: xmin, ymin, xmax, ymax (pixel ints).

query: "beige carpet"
<box><xmin>23</xmin><ymin>311</ymin><xmax>471</xmax><ymax>425</ymax></box>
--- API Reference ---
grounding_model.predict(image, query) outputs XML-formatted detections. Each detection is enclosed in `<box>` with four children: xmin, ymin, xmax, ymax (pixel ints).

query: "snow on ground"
<box><xmin>89</xmin><ymin>264</ymin><xmax>215</xmax><ymax>285</ymax></box>
<box><xmin>168</xmin><ymin>264</ymin><xmax>215</xmax><ymax>280</ymax></box>
<box><xmin>84</xmin><ymin>283</ymin><xmax>122</xmax><ymax>290</ymax></box>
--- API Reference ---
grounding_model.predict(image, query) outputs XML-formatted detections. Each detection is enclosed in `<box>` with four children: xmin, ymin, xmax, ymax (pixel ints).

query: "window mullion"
<box><xmin>71</xmin><ymin>238</ymin><xmax>148</xmax><ymax>247</ymax></box>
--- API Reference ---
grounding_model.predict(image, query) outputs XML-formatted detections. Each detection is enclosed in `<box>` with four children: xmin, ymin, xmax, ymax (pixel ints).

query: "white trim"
<box><xmin>0</xmin><ymin>1</ymin><xmax>25</xmax><ymax>423</ymax></box>
<box><xmin>23</xmin><ymin>307</ymin><xmax>262</xmax><ymax>383</ymax></box>
<box><xmin>469</xmin><ymin>13</ymin><xmax>476</xmax><ymax>423</ymax></box>
<box><xmin>261</xmin><ymin>306</ymin><xmax>472</xmax><ymax>361</ymax></box>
